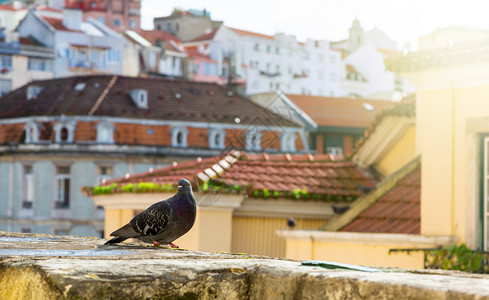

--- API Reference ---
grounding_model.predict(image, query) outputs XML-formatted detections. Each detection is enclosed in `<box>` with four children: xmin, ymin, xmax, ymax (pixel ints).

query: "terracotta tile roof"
<box><xmin>285</xmin><ymin>94</ymin><xmax>396</xmax><ymax>128</ymax></box>
<box><xmin>340</xmin><ymin>166</ymin><xmax>420</xmax><ymax>234</ymax></box>
<box><xmin>41</xmin><ymin>16</ymin><xmax>83</xmax><ymax>33</ymax></box>
<box><xmin>0</xmin><ymin>75</ymin><xmax>299</xmax><ymax>127</ymax></box>
<box><xmin>86</xmin><ymin>151</ymin><xmax>376</xmax><ymax>202</ymax></box>
<box><xmin>0</xmin><ymin>4</ymin><xmax>27</xmax><ymax>11</ymax></box>
<box><xmin>139</xmin><ymin>30</ymin><xmax>183</xmax><ymax>52</ymax></box>
<box><xmin>184</xmin><ymin>46</ymin><xmax>215</xmax><ymax>62</ymax></box>
<box><xmin>189</xmin><ymin>28</ymin><xmax>219</xmax><ymax>42</ymax></box>
<box><xmin>229</xmin><ymin>27</ymin><xmax>274</xmax><ymax>40</ymax></box>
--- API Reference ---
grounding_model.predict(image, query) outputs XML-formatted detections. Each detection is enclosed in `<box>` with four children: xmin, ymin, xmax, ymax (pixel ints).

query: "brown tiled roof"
<box><xmin>88</xmin><ymin>151</ymin><xmax>375</xmax><ymax>201</ymax></box>
<box><xmin>41</xmin><ymin>16</ymin><xmax>83</xmax><ymax>33</ymax></box>
<box><xmin>140</xmin><ymin>30</ymin><xmax>182</xmax><ymax>52</ymax></box>
<box><xmin>229</xmin><ymin>27</ymin><xmax>274</xmax><ymax>40</ymax></box>
<box><xmin>0</xmin><ymin>75</ymin><xmax>299</xmax><ymax>127</ymax></box>
<box><xmin>285</xmin><ymin>94</ymin><xmax>396</xmax><ymax>128</ymax></box>
<box><xmin>190</xmin><ymin>28</ymin><xmax>219</xmax><ymax>42</ymax></box>
<box><xmin>340</xmin><ymin>166</ymin><xmax>420</xmax><ymax>234</ymax></box>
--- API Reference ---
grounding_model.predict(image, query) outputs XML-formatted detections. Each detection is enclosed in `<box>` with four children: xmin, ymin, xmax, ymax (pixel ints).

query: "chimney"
<box><xmin>62</xmin><ymin>8</ymin><xmax>82</xmax><ymax>31</ymax></box>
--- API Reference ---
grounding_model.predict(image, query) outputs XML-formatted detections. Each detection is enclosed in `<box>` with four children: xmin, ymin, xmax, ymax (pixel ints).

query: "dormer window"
<box><xmin>171</xmin><ymin>127</ymin><xmax>188</xmax><ymax>148</ymax></box>
<box><xmin>208</xmin><ymin>128</ymin><xmax>226</xmax><ymax>149</ymax></box>
<box><xmin>128</xmin><ymin>89</ymin><xmax>148</xmax><ymax>109</ymax></box>
<box><xmin>26</xmin><ymin>85</ymin><xmax>44</xmax><ymax>100</ymax></box>
<box><xmin>245</xmin><ymin>129</ymin><xmax>262</xmax><ymax>152</ymax></box>
<box><xmin>53</xmin><ymin>120</ymin><xmax>76</xmax><ymax>143</ymax></box>
<box><xmin>96</xmin><ymin>121</ymin><xmax>115</xmax><ymax>144</ymax></box>
<box><xmin>24</xmin><ymin>121</ymin><xmax>40</xmax><ymax>143</ymax></box>
<box><xmin>281</xmin><ymin>132</ymin><xmax>297</xmax><ymax>152</ymax></box>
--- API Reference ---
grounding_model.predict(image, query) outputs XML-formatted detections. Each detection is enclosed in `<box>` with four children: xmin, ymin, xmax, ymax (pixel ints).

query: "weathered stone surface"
<box><xmin>1</xmin><ymin>232</ymin><xmax>489</xmax><ymax>299</ymax></box>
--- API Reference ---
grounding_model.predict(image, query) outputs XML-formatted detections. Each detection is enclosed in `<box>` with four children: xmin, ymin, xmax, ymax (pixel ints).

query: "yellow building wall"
<box><xmin>285</xmin><ymin>239</ymin><xmax>424</xmax><ymax>269</ymax></box>
<box><xmin>416</xmin><ymin>82</ymin><xmax>489</xmax><ymax>248</ymax></box>
<box><xmin>231</xmin><ymin>217</ymin><xmax>326</xmax><ymax>258</ymax></box>
<box><xmin>375</xmin><ymin>125</ymin><xmax>417</xmax><ymax>176</ymax></box>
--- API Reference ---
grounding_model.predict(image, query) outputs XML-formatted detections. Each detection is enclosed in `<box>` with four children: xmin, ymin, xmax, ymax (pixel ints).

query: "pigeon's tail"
<box><xmin>104</xmin><ymin>236</ymin><xmax>128</xmax><ymax>245</ymax></box>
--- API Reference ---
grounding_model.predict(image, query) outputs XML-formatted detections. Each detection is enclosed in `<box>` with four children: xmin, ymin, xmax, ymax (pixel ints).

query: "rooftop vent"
<box><xmin>26</xmin><ymin>85</ymin><xmax>44</xmax><ymax>100</ymax></box>
<box><xmin>74</xmin><ymin>83</ymin><xmax>86</xmax><ymax>91</ymax></box>
<box><xmin>128</xmin><ymin>89</ymin><xmax>148</xmax><ymax>109</ymax></box>
<box><xmin>227</xmin><ymin>90</ymin><xmax>233</xmax><ymax>97</ymax></box>
<box><xmin>175</xmin><ymin>93</ymin><xmax>182</xmax><ymax>99</ymax></box>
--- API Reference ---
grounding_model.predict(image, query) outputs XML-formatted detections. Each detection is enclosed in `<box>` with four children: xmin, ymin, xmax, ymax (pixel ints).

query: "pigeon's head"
<box><xmin>177</xmin><ymin>178</ymin><xmax>192</xmax><ymax>193</ymax></box>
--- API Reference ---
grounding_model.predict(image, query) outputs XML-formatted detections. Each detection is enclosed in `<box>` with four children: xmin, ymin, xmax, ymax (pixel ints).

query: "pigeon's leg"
<box><xmin>169</xmin><ymin>242</ymin><xmax>179</xmax><ymax>249</ymax></box>
<box><xmin>152</xmin><ymin>241</ymin><xmax>160</xmax><ymax>247</ymax></box>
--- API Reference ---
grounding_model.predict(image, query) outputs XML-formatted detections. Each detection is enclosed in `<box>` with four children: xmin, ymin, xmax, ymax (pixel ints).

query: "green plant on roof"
<box><xmin>272</xmin><ymin>190</ymin><xmax>279</xmax><ymax>199</ymax></box>
<box><xmin>122</xmin><ymin>183</ymin><xmax>134</xmax><ymax>193</ymax></box>
<box><xmin>312</xmin><ymin>193</ymin><xmax>320</xmax><ymax>200</ymax></box>
<box><xmin>202</xmin><ymin>181</ymin><xmax>209</xmax><ymax>193</ymax></box>
<box><xmin>262</xmin><ymin>189</ymin><xmax>270</xmax><ymax>199</ymax></box>
<box><xmin>300</xmin><ymin>189</ymin><xmax>308</xmax><ymax>200</ymax></box>
<box><xmin>233</xmin><ymin>184</ymin><xmax>241</xmax><ymax>194</ymax></box>
<box><xmin>291</xmin><ymin>189</ymin><xmax>301</xmax><ymax>200</ymax></box>
<box><xmin>252</xmin><ymin>190</ymin><xmax>259</xmax><ymax>198</ymax></box>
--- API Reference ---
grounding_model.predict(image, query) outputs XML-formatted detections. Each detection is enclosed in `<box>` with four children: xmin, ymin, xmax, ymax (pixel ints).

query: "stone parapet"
<box><xmin>1</xmin><ymin>232</ymin><xmax>489</xmax><ymax>299</ymax></box>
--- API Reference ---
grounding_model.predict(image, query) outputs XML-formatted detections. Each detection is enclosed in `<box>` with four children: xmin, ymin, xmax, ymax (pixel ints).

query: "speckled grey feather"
<box><xmin>105</xmin><ymin>178</ymin><xmax>196</xmax><ymax>245</ymax></box>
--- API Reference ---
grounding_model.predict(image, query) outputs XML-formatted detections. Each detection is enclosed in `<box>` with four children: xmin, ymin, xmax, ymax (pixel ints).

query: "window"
<box><xmin>129</xmin><ymin>20</ymin><xmax>137</xmax><ymax>28</ymax></box>
<box><xmin>24</xmin><ymin>121</ymin><xmax>40</xmax><ymax>143</ymax></box>
<box><xmin>23</xmin><ymin>166</ymin><xmax>34</xmax><ymax>209</ymax></box>
<box><xmin>194</xmin><ymin>63</ymin><xmax>200</xmax><ymax>74</ymax></box>
<box><xmin>113</xmin><ymin>19</ymin><xmax>121</xmax><ymax>26</ymax></box>
<box><xmin>318</xmin><ymin>70</ymin><xmax>324</xmax><ymax>80</ymax></box>
<box><xmin>0</xmin><ymin>79</ymin><xmax>11</xmax><ymax>96</ymax></box>
<box><xmin>254</xmin><ymin>43</ymin><xmax>260</xmax><ymax>51</ymax></box>
<box><xmin>326</xmin><ymin>147</ymin><xmax>343</xmax><ymax>156</ymax></box>
<box><xmin>98</xmin><ymin>17</ymin><xmax>105</xmax><ymax>24</ymax></box>
<box><xmin>54</xmin><ymin>120</ymin><xmax>76</xmax><ymax>143</ymax></box>
<box><xmin>55</xmin><ymin>166</ymin><xmax>70</xmax><ymax>209</ymax></box>
<box><xmin>171</xmin><ymin>127</ymin><xmax>188</xmax><ymax>147</ymax></box>
<box><xmin>97</xmin><ymin>166</ymin><xmax>112</xmax><ymax>184</ymax></box>
<box><xmin>167</xmin><ymin>23</ymin><xmax>172</xmax><ymax>32</ymax></box>
<box><xmin>28</xmin><ymin>58</ymin><xmax>52</xmax><ymax>71</ymax></box>
<box><xmin>208</xmin><ymin>128</ymin><xmax>225</xmax><ymax>149</ymax></box>
<box><xmin>0</xmin><ymin>54</ymin><xmax>12</xmax><ymax>68</ymax></box>
<box><xmin>245</xmin><ymin>129</ymin><xmax>262</xmax><ymax>151</ymax></box>
<box><xmin>175</xmin><ymin>22</ymin><xmax>179</xmax><ymax>31</ymax></box>
<box><xmin>281</xmin><ymin>132</ymin><xmax>296</xmax><ymax>152</ymax></box>
<box><xmin>96</xmin><ymin>121</ymin><xmax>115</xmax><ymax>143</ymax></box>
<box><xmin>266</xmin><ymin>45</ymin><xmax>271</xmax><ymax>53</ymax></box>
<box><xmin>90</xmin><ymin>1</ymin><xmax>96</xmax><ymax>8</ymax></box>
<box><xmin>275</xmin><ymin>47</ymin><xmax>280</xmax><ymax>54</ymax></box>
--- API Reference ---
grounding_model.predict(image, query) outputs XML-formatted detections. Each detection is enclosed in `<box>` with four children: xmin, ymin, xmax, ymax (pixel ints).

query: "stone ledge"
<box><xmin>1</xmin><ymin>232</ymin><xmax>489</xmax><ymax>299</ymax></box>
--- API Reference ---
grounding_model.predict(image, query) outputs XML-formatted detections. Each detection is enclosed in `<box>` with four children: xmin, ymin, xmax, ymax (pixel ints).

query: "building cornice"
<box><xmin>0</xmin><ymin>115</ymin><xmax>302</xmax><ymax>132</ymax></box>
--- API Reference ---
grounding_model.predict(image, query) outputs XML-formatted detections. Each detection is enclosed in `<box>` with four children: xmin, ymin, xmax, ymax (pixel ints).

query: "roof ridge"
<box><xmin>88</xmin><ymin>75</ymin><xmax>118</xmax><ymax>116</ymax></box>
<box><xmin>319</xmin><ymin>155</ymin><xmax>421</xmax><ymax>232</ymax></box>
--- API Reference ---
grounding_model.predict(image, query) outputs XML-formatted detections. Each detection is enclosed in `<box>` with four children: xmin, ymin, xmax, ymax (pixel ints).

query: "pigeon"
<box><xmin>331</xmin><ymin>205</ymin><xmax>350</xmax><ymax>214</ymax></box>
<box><xmin>287</xmin><ymin>216</ymin><xmax>296</xmax><ymax>229</ymax></box>
<box><xmin>355</xmin><ymin>182</ymin><xmax>376</xmax><ymax>194</ymax></box>
<box><xmin>105</xmin><ymin>178</ymin><xmax>196</xmax><ymax>248</ymax></box>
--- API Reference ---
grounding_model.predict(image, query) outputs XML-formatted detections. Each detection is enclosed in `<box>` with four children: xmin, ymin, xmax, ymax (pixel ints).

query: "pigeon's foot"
<box><xmin>152</xmin><ymin>241</ymin><xmax>160</xmax><ymax>247</ymax></box>
<box><xmin>170</xmin><ymin>242</ymin><xmax>179</xmax><ymax>249</ymax></box>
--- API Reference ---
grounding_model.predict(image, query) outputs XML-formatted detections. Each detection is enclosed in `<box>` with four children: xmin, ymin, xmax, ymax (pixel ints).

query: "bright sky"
<box><xmin>141</xmin><ymin>0</ymin><xmax>489</xmax><ymax>50</ymax></box>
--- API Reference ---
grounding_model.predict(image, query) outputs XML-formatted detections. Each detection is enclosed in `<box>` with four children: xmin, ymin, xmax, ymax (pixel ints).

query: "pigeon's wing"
<box><xmin>129</xmin><ymin>200</ymin><xmax>171</xmax><ymax>236</ymax></box>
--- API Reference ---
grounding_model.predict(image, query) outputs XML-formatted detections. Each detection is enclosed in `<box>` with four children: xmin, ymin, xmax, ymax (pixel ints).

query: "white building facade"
<box><xmin>185</xmin><ymin>26</ymin><xmax>342</xmax><ymax>97</ymax></box>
